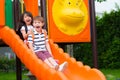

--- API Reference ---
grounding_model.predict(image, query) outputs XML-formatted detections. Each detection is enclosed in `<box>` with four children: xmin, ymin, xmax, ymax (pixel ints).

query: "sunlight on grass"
<box><xmin>101</xmin><ymin>69</ymin><xmax>120</xmax><ymax>80</ymax></box>
<box><xmin>0</xmin><ymin>71</ymin><xmax>29</xmax><ymax>80</ymax></box>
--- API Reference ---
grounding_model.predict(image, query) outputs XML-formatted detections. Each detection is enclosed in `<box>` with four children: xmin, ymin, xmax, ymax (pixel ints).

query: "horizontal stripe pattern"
<box><xmin>28</xmin><ymin>29</ymin><xmax>48</xmax><ymax>52</ymax></box>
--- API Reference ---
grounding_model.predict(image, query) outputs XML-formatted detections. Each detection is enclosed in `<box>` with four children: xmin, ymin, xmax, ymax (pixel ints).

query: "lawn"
<box><xmin>100</xmin><ymin>69</ymin><xmax>120</xmax><ymax>80</ymax></box>
<box><xmin>0</xmin><ymin>71</ymin><xmax>29</xmax><ymax>80</ymax></box>
<box><xmin>0</xmin><ymin>69</ymin><xmax>120</xmax><ymax>80</ymax></box>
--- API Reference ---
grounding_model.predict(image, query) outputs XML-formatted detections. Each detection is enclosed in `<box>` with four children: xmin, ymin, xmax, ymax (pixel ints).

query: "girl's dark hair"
<box><xmin>17</xmin><ymin>11</ymin><xmax>33</xmax><ymax>31</ymax></box>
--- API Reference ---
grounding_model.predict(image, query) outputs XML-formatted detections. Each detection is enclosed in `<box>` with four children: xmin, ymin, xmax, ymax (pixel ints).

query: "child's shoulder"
<box><xmin>42</xmin><ymin>29</ymin><xmax>48</xmax><ymax>37</ymax></box>
<box><xmin>42</xmin><ymin>29</ymin><xmax>47</xmax><ymax>33</ymax></box>
<box><xmin>20</xmin><ymin>25</ymin><xmax>26</xmax><ymax>30</ymax></box>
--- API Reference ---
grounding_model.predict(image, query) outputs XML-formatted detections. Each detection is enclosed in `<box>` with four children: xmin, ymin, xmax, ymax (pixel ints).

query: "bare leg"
<box><xmin>47</xmin><ymin>57</ymin><xmax>59</xmax><ymax>70</ymax></box>
<box><xmin>43</xmin><ymin>59</ymin><xmax>55</xmax><ymax>69</ymax></box>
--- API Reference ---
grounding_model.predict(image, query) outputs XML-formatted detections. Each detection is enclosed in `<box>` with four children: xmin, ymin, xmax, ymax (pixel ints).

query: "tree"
<box><xmin>95</xmin><ymin>0</ymin><xmax>106</xmax><ymax>2</ymax></box>
<box><xmin>74</xmin><ymin>8</ymin><xmax>120</xmax><ymax>69</ymax></box>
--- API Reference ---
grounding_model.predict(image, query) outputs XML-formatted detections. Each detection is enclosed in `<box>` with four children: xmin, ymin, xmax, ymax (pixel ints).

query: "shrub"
<box><xmin>74</xmin><ymin>8</ymin><xmax>120</xmax><ymax>69</ymax></box>
<box><xmin>0</xmin><ymin>57</ymin><xmax>15</xmax><ymax>72</ymax></box>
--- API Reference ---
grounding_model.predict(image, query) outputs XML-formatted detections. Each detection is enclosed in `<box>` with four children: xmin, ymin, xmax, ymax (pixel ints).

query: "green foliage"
<box><xmin>0</xmin><ymin>57</ymin><xmax>28</xmax><ymax>72</ymax></box>
<box><xmin>0</xmin><ymin>57</ymin><xmax>16</xmax><ymax>72</ymax></box>
<box><xmin>74</xmin><ymin>8</ymin><xmax>120</xmax><ymax>69</ymax></box>
<box><xmin>73</xmin><ymin>43</ymin><xmax>94</xmax><ymax>67</ymax></box>
<box><xmin>96</xmin><ymin>9</ymin><xmax>120</xmax><ymax>69</ymax></box>
<box><xmin>95</xmin><ymin>0</ymin><xmax>106</xmax><ymax>2</ymax></box>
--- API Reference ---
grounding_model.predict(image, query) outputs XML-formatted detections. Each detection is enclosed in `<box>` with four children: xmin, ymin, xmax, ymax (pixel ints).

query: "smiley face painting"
<box><xmin>52</xmin><ymin>0</ymin><xmax>88</xmax><ymax>35</ymax></box>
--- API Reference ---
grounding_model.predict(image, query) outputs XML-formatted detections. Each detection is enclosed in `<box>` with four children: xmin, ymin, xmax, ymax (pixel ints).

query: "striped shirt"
<box><xmin>27</xmin><ymin>29</ymin><xmax>48</xmax><ymax>52</ymax></box>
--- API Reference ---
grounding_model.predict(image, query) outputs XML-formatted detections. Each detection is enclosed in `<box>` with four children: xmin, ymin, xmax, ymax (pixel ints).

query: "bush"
<box><xmin>74</xmin><ymin>8</ymin><xmax>120</xmax><ymax>69</ymax></box>
<box><xmin>0</xmin><ymin>57</ymin><xmax>15</xmax><ymax>72</ymax></box>
<box><xmin>73</xmin><ymin>43</ymin><xmax>93</xmax><ymax>67</ymax></box>
<box><xmin>96</xmin><ymin>9</ymin><xmax>120</xmax><ymax>69</ymax></box>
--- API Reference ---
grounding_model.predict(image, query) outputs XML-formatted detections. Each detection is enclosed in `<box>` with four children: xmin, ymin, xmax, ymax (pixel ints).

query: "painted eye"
<box><xmin>68</xmin><ymin>2</ymin><xmax>71</xmax><ymax>5</ymax></box>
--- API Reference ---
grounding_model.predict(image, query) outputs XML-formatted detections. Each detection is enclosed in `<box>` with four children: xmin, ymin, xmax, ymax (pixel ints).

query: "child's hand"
<box><xmin>27</xmin><ymin>31</ymin><xmax>31</xmax><ymax>35</ymax></box>
<box><xmin>27</xmin><ymin>30</ymin><xmax>32</xmax><ymax>35</ymax></box>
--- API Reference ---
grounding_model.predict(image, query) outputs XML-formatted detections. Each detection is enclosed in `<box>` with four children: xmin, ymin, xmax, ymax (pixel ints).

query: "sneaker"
<box><xmin>58</xmin><ymin>61</ymin><xmax>68</xmax><ymax>72</ymax></box>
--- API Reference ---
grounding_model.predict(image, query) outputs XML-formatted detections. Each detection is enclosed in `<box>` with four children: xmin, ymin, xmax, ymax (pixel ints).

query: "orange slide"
<box><xmin>0</xmin><ymin>26</ymin><xmax>106</xmax><ymax>80</ymax></box>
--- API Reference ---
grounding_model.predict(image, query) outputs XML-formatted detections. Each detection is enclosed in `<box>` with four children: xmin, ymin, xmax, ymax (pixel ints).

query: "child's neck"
<box><xmin>37</xmin><ymin>28</ymin><xmax>42</xmax><ymax>33</ymax></box>
<box><xmin>26</xmin><ymin>24</ymin><xmax>31</xmax><ymax>26</ymax></box>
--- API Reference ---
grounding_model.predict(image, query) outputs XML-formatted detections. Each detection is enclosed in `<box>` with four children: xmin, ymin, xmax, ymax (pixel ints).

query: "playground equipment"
<box><xmin>0</xmin><ymin>0</ymin><xmax>106</xmax><ymax>80</ymax></box>
<box><xmin>48</xmin><ymin>0</ymin><xmax>91</xmax><ymax>42</ymax></box>
<box><xmin>0</xmin><ymin>26</ymin><xmax>106</xmax><ymax>80</ymax></box>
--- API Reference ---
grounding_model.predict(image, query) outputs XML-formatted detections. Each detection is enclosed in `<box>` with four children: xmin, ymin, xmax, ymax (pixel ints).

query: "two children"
<box><xmin>28</xmin><ymin>16</ymin><xmax>68</xmax><ymax>71</ymax></box>
<box><xmin>18</xmin><ymin>12</ymin><xmax>68</xmax><ymax>72</ymax></box>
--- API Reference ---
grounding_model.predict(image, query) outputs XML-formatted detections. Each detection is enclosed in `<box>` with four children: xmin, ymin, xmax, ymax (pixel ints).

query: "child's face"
<box><xmin>33</xmin><ymin>20</ymin><xmax>44</xmax><ymax>32</ymax></box>
<box><xmin>23</xmin><ymin>14</ymin><xmax>32</xmax><ymax>25</ymax></box>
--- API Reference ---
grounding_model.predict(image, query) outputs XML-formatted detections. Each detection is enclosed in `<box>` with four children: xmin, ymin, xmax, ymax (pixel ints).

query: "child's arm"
<box><xmin>21</xmin><ymin>30</ymin><xmax>28</xmax><ymax>39</ymax></box>
<box><xmin>27</xmin><ymin>34</ymin><xmax>34</xmax><ymax>53</ymax></box>
<box><xmin>28</xmin><ymin>42</ymin><xmax>34</xmax><ymax>53</ymax></box>
<box><xmin>20</xmin><ymin>26</ymin><xmax>32</xmax><ymax>39</ymax></box>
<box><xmin>46</xmin><ymin>40</ymin><xmax>53</xmax><ymax>57</ymax></box>
<box><xmin>43</xmin><ymin>29</ymin><xmax>53</xmax><ymax>56</ymax></box>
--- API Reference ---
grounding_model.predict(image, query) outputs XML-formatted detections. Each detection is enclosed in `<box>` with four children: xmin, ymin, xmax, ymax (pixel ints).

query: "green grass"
<box><xmin>0</xmin><ymin>71</ymin><xmax>29</xmax><ymax>80</ymax></box>
<box><xmin>101</xmin><ymin>69</ymin><xmax>120</xmax><ymax>80</ymax></box>
<box><xmin>0</xmin><ymin>69</ymin><xmax>120</xmax><ymax>80</ymax></box>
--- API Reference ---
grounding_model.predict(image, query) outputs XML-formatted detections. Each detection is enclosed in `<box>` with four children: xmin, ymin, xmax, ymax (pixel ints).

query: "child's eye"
<box><xmin>39</xmin><ymin>22</ymin><xmax>41</xmax><ymax>24</ymax></box>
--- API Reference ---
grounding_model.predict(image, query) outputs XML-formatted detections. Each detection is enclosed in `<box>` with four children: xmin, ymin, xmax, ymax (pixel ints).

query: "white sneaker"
<box><xmin>58</xmin><ymin>61</ymin><xmax>68</xmax><ymax>72</ymax></box>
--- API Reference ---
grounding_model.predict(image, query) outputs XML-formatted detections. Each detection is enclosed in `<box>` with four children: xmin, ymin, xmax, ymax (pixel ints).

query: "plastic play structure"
<box><xmin>0</xmin><ymin>0</ymin><xmax>106</xmax><ymax>80</ymax></box>
<box><xmin>48</xmin><ymin>0</ymin><xmax>91</xmax><ymax>42</ymax></box>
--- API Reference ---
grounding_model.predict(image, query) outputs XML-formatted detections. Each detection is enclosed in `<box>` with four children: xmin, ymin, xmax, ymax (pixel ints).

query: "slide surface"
<box><xmin>0</xmin><ymin>26</ymin><xmax>106</xmax><ymax>80</ymax></box>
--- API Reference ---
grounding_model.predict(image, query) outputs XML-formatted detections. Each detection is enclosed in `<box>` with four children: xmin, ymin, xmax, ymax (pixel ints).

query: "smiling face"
<box><xmin>33</xmin><ymin>16</ymin><xmax>45</xmax><ymax>33</ymax></box>
<box><xmin>52</xmin><ymin>0</ymin><xmax>88</xmax><ymax>35</ymax></box>
<box><xmin>23</xmin><ymin>14</ymin><xmax>32</xmax><ymax>26</ymax></box>
<box><xmin>33</xmin><ymin>20</ymin><xmax>44</xmax><ymax>32</ymax></box>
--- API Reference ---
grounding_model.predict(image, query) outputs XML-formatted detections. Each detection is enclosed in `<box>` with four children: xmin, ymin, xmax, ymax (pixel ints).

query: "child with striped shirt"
<box><xmin>28</xmin><ymin>16</ymin><xmax>68</xmax><ymax>72</ymax></box>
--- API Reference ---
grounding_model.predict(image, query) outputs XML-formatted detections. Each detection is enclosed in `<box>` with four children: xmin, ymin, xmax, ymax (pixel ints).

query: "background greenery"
<box><xmin>0</xmin><ymin>71</ymin><xmax>28</xmax><ymax>80</ymax></box>
<box><xmin>0</xmin><ymin>58</ymin><xmax>15</xmax><ymax>72</ymax></box>
<box><xmin>0</xmin><ymin>58</ymin><xmax>26</xmax><ymax>72</ymax></box>
<box><xmin>74</xmin><ymin>7</ymin><xmax>120</xmax><ymax>69</ymax></box>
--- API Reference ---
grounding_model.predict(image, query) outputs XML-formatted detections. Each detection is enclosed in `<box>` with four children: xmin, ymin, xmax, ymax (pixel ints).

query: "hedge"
<box><xmin>73</xmin><ymin>8</ymin><xmax>120</xmax><ymax>69</ymax></box>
